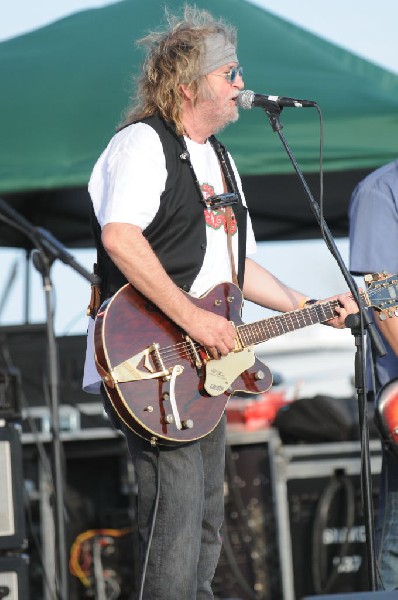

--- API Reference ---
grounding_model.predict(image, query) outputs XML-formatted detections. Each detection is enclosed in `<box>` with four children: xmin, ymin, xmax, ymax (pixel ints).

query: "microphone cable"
<box><xmin>315</xmin><ymin>105</ymin><xmax>325</xmax><ymax>238</ymax></box>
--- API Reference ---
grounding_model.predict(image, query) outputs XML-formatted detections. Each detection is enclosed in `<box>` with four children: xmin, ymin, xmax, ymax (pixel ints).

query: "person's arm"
<box><xmin>242</xmin><ymin>257</ymin><xmax>358</xmax><ymax>328</ymax></box>
<box><xmin>102</xmin><ymin>222</ymin><xmax>237</xmax><ymax>358</ymax></box>
<box><xmin>242</xmin><ymin>257</ymin><xmax>307</xmax><ymax>312</ymax></box>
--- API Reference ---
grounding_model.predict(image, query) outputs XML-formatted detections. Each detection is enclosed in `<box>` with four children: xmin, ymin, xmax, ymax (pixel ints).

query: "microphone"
<box><xmin>237</xmin><ymin>89</ymin><xmax>317</xmax><ymax>110</ymax></box>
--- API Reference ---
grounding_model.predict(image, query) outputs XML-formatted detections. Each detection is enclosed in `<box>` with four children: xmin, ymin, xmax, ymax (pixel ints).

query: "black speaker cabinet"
<box><xmin>214</xmin><ymin>428</ymin><xmax>283</xmax><ymax>600</ymax></box>
<box><xmin>276</xmin><ymin>438</ymin><xmax>382</xmax><ymax>600</ymax></box>
<box><xmin>0</xmin><ymin>555</ymin><xmax>29</xmax><ymax>600</ymax></box>
<box><xmin>212</xmin><ymin>429</ymin><xmax>384</xmax><ymax>600</ymax></box>
<box><xmin>22</xmin><ymin>432</ymin><xmax>139</xmax><ymax>599</ymax></box>
<box><xmin>0</xmin><ymin>424</ymin><xmax>26</xmax><ymax>551</ymax></box>
<box><xmin>0</xmin><ymin>325</ymin><xmax>94</xmax><ymax>408</ymax></box>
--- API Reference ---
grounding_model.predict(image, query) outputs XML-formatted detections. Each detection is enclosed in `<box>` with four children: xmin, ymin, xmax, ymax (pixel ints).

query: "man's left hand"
<box><xmin>322</xmin><ymin>292</ymin><xmax>359</xmax><ymax>328</ymax></box>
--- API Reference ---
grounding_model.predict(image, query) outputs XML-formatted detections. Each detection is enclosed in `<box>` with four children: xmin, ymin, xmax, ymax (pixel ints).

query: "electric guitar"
<box><xmin>94</xmin><ymin>273</ymin><xmax>398</xmax><ymax>446</ymax></box>
<box><xmin>375</xmin><ymin>378</ymin><xmax>398</xmax><ymax>457</ymax></box>
<box><xmin>370</xmin><ymin>270</ymin><xmax>398</xmax><ymax>453</ymax></box>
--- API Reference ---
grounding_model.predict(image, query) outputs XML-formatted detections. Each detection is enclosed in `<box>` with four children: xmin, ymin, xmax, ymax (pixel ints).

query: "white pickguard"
<box><xmin>204</xmin><ymin>347</ymin><xmax>255</xmax><ymax>396</ymax></box>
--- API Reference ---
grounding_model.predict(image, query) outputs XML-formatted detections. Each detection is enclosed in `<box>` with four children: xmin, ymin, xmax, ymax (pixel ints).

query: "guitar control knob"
<box><xmin>255</xmin><ymin>370</ymin><xmax>265</xmax><ymax>380</ymax></box>
<box><xmin>145</xmin><ymin>406</ymin><xmax>154</xmax><ymax>412</ymax></box>
<box><xmin>182</xmin><ymin>419</ymin><xmax>194</xmax><ymax>430</ymax></box>
<box><xmin>165</xmin><ymin>414</ymin><xmax>174</xmax><ymax>424</ymax></box>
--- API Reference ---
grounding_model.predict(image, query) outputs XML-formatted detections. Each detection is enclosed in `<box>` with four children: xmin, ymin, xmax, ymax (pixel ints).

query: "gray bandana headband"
<box><xmin>200</xmin><ymin>32</ymin><xmax>238</xmax><ymax>75</ymax></box>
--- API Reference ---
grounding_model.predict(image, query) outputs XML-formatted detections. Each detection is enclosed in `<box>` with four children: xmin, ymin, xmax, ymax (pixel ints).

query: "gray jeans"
<box><xmin>103</xmin><ymin>389</ymin><xmax>226</xmax><ymax>599</ymax></box>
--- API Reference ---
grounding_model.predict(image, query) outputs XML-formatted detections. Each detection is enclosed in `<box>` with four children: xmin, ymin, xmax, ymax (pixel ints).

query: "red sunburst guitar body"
<box><xmin>94</xmin><ymin>282</ymin><xmax>272</xmax><ymax>445</ymax></box>
<box><xmin>375</xmin><ymin>378</ymin><xmax>398</xmax><ymax>456</ymax></box>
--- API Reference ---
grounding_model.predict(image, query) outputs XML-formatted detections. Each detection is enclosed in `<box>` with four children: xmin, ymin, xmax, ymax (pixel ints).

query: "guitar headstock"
<box><xmin>364</xmin><ymin>272</ymin><xmax>398</xmax><ymax>320</ymax></box>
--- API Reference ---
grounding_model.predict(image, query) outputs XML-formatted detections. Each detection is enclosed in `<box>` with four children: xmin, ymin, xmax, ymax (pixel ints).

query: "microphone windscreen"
<box><xmin>236</xmin><ymin>90</ymin><xmax>254</xmax><ymax>110</ymax></box>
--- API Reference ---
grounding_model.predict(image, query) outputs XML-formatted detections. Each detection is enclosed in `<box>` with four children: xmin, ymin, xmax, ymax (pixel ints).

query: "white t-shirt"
<box><xmin>83</xmin><ymin>122</ymin><xmax>257</xmax><ymax>393</ymax></box>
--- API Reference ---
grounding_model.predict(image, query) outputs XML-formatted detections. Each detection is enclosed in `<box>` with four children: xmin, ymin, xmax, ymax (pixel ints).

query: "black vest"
<box><xmin>91</xmin><ymin>114</ymin><xmax>248</xmax><ymax>302</ymax></box>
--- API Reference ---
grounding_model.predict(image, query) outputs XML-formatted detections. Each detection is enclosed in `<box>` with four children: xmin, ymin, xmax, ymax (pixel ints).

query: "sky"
<box><xmin>1</xmin><ymin>0</ymin><xmax>398</xmax><ymax>74</ymax></box>
<box><xmin>0</xmin><ymin>0</ymin><xmax>396</xmax><ymax>369</ymax></box>
<box><xmin>1</xmin><ymin>0</ymin><xmax>398</xmax><ymax>73</ymax></box>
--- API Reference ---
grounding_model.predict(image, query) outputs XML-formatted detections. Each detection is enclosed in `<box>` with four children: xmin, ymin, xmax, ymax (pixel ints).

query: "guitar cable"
<box><xmin>138</xmin><ymin>444</ymin><xmax>160</xmax><ymax>600</ymax></box>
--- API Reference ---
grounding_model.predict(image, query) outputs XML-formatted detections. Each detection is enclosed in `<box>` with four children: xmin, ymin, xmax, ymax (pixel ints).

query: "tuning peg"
<box><xmin>365</xmin><ymin>271</ymin><xmax>389</xmax><ymax>283</ymax></box>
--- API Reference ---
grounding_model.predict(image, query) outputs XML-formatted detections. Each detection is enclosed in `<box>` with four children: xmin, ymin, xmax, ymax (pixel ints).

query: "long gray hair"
<box><xmin>119</xmin><ymin>5</ymin><xmax>237</xmax><ymax>135</ymax></box>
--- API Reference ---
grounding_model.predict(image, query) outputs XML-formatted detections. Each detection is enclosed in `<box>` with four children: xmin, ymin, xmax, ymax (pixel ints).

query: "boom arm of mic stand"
<box><xmin>34</xmin><ymin>227</ymin><xmax>100</xmax><ymax>285</ymax></box>
<box><xmin>0</xmin><ymin>196</ymin><xmax>99</xmax><ymax>285</ymax></box>
<box><xmin>262</xmin><ymin>107</ymin><xmax>382</xmax><ymax>590</ymax></box>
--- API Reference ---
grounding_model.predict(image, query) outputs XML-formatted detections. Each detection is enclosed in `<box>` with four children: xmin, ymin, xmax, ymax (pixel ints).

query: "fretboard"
<box><xmin>237</xmin><ymin>294</ymin><xmax>366</xmax><ymax>348</ymax></box>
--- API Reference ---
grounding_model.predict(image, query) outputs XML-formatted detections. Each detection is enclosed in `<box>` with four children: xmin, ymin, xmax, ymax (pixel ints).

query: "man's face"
<box><xmin>196</xmin><ymin>62</ymin><xmax>244</xmax><ymax>134</ymax></box>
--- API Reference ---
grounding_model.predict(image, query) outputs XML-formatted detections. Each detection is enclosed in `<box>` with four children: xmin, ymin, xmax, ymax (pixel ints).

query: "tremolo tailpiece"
<box><xmin>111</xmin><ymin>343</ymin><xmax>171</xmax><ymax>383</ymax></box>
<box><xmin>110</xmin><ymin>342</ymin><xmax>186</xmax><ymax>431</ymax></box>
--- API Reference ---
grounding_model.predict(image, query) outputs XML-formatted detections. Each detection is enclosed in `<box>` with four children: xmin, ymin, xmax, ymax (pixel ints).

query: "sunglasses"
<box><xmin>211</xmin><ymin>65</ymin><xmax>243</xmax><ymax>84</ymax></box>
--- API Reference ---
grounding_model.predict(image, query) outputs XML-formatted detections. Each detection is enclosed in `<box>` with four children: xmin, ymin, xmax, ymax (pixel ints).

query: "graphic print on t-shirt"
<box><xmin>200</xmin><ymin>182</ymin><xmax>237</xmax><ymax>235</ymax></box>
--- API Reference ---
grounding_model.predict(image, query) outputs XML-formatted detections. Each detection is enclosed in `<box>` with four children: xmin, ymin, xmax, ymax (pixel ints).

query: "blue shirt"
<box><xmin>349</xmin><ymin>159</ymin><xmax>398</xmax><ymax>388</ymax></box>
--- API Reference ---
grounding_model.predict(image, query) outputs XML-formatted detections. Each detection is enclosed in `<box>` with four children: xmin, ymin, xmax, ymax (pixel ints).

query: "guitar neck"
<box><xmin>237</xmin><ymin>293</ymin><xmax>368</xmax><ymax>347</ymax></box>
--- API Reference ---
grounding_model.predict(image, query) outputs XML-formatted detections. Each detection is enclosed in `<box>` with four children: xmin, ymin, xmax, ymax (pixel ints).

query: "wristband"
<box><xmin>299</xmin><ymin>297</ymin><xmax>310</xmax><ymax>309</ymax></box>
<box><xmin>304</xmin><ymin>298</ymin><xmax>318</xmax><ymax>307</ymax></box>
<box><xmin>299</xmin><ymin>297</ymin><xmax>318</xmax><ymax>309</ymax></box>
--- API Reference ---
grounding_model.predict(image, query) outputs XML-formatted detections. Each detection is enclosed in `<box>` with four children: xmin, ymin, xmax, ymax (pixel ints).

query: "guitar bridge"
<box><xmin>111</xmin><ymin>343</ymin><xmax>171</xmax><ymax>383</ymax></box>
<box><xmin>185</xmin><ymin>335</ymin><xmax>203</xmax><ymax>369</ymax></box>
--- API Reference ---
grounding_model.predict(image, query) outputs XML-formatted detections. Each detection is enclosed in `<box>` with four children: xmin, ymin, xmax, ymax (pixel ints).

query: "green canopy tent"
<box><xmin>1</xmin><ymin>0</ymin><xmax>398</xmax><ymax>248</ymax></box>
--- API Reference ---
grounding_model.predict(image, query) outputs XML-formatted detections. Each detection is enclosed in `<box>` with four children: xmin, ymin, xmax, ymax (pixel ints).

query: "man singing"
<box><xmin>84</xmin><ymin>5</ymin><xmax>357</xmax><ymax>598</ymax></box>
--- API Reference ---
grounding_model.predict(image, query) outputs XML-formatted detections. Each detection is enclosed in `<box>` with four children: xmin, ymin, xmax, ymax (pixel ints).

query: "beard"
<box><xmin>215</xmin><ymin>103</ymin><xmax>239</xmax><ymax>133</ymax></box>
<box><xmin>198</xmin><ymin>92</ymin><xmax>240</xmax><ymax>134</ymax></box>
<box><xmin>194</xmin><ymin>78</ymin><xmax>240</xmax><ymax>132</ymax></box>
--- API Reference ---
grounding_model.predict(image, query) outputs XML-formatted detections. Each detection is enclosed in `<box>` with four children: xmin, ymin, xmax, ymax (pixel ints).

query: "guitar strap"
<box><xmin>213</xmin><ymin>141</ymin><xmax>239</xmax><ymax>288</ymax></box>
<box><xmin>221</xmin><ymin>174</ymin><xmax>239</xmax><ymax>288</ymax></box>
<box><xmin>178</xmin><ymin>131</ymin><xmax>243</xmax><ymax>290</ymax></box>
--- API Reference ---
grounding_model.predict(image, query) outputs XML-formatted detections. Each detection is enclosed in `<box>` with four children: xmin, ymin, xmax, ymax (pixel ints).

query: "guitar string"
<box><xmin>154</xmin><ymin>287</ymin><xmax>389</xmax><ymax>366</ymax></box>
<box><xmin>155</xmin><ymin>300</ymin><xmax>337</xmax><ymax>365</ymax></box>
<box><xmin>157</xmin><ymin>300</ymin><xmax>337</xmax><ymax>361</ymax></box>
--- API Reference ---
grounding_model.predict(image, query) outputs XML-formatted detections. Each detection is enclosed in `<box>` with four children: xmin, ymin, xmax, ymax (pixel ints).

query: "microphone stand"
<box><xmin>262</xmin><ymin>107</ymin><xmax>384</xmax><ymax>591</ymax></box>
<box><xmin>0</xmin><ymin>197</ymin><xmax>99</xmax><ymax>600</ymax></box>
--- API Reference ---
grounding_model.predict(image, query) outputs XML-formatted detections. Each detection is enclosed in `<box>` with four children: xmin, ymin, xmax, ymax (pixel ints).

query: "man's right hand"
<box><xmin>185</xmin><ymin>306</ymin><xmax>237</xmax><ymax>360</ymax></box>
